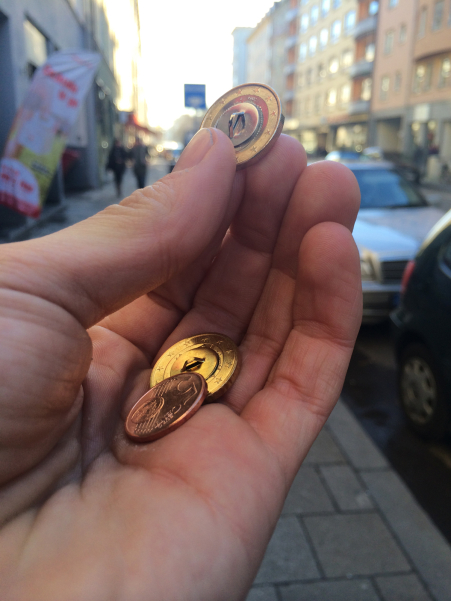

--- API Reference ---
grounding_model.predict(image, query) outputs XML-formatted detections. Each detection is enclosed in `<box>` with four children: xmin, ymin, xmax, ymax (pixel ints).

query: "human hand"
<box><xmin>0</xmin><ymin>128</ymin><xmax>361</xmax><ymax>600</ymax></box>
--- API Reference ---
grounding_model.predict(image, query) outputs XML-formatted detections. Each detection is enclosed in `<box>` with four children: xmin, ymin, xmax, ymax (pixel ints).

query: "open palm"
<box><xmin>0</xmin><ymin>129</ymin><xmax>361</xmax><ymax>601</ymax></box>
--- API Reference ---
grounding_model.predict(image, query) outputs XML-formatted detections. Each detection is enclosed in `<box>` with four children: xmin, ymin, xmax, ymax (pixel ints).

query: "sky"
<box><xmin>138</xmin><ymin>0</ymin><xmax>277</xmax><ymax>130</ymax></box>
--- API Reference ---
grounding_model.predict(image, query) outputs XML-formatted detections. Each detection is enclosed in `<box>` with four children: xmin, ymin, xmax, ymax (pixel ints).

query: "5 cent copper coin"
<box><xmin>125</xmin><ymin>373</ymin><xmax>207</xmax><ymax>443</ymax></box>
<box><xmin>200</xmin><ymin>83</ymin><xmax>284</xmax><ymax>170</ymax></box>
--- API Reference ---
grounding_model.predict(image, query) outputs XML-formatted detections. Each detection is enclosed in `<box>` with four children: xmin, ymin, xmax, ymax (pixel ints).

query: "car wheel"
<box><xmin>398</xmin><ymin>343</ymin><xmax>450</xmax><ymax>441</ymax></box>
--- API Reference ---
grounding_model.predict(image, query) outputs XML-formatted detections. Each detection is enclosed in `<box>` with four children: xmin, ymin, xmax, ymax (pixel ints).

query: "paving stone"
<box><xmin>254</xmin><ymin>516</ymin><xmax>320</xmax><ymax>584</ymax></box>
<box><xmin>375</xmin><ymin>574</ymin><xmax>432</xmax><ymax>601</ymax></box>
<box><xmin>320</xmin><ymin>465</ymin><xmax>374</xmax><ymax>511</ymax></box>
<box><xmin>282</xmin><ymin>466</ymin><xmax>335</xmax><ymax>515</ymax></box>
<box><xmin>246</xmin><ymin>585</ymin><xmax>279</xmax><ymax>601</ymax></box>
<box><xmin>303</xmin><ymin>427</ymin><xmax>346</xmax><ymax>465</ymax></box>
<box><xmin>279</xmin><ymin>579</ymin><xmax>380</xmax><ymax>601</ymax></box>
<box><xmin>326</xmin><ymin>401</ymin><xmax>388</xmax><ymax>469</ymax></box>
<box><xmin>362</xmin><ymin>470</ymin><xmax>451</xmax><ymax>601</ymax></box>
<box><xmin>303</xmin><ymin>513</ymin><xmax>410</xmax><ymax>577</ymax></box>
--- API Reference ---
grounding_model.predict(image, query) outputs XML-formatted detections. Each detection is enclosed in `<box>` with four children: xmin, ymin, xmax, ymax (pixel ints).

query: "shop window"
<box><xmin>394</xmin><ymin>71</ymin><xmax>402</xmax><ymax>92</ymax></box>
<box><xmin>340</xmin><ymin>84</ymin><xmax>351</xmax><ymax>103</ymax></box>
<box><xmin>299</xmin><ymin>43</ymin><xmax>307</xmax><ymax>62</ymax></box>
<box><xmin>319</xmin><ymin>28</ymin><xmax>328</xmax><ymax>49</ymax></box>
<box><xmin>311</xmin><ymin>5</ymin><xmax>319</xmax><ymax>25</ymax></box>
<box><xmin>438</xmin><ymin>57</ymin><xmax>451</xmax><ymax>86</ymax></box>
<box><xmin>432</xmin><ymin>0</ymin><xmax>444</xmax><ymax>30</ymax></box>
<box><xmin>344</xmin><ymin>10</ymin><xmax>356</xmax><ymax>33</ymax></box>
<box><xmin>329</xmin><ymin>56</ymin><xmax>339</xmax><ymax>74</ymax></box>
<box><xmin>384</xmin><ymin>30</ymin><xmax>394</xmax><ymax>54</ymax></box>
<box><xmin>361</xmin><ymin>77</ymin><xmax>372</xmax><ymax>101</ymax></box>
<box><xmin>321</xmin><ymin>0</ymin><xmax>330</xmax><ymax>18</ymax></box>
<box><xmin>365</xmin><ymin>43</ymin><xmax>375</xmax><ymax>62</ymax></box>
<box><xmin>369</xmin><ymin>1</ymin><xmax>379</xmax><ymax>15</ymax></box>
<box><xmin>418</xmin><ymin>7</ymin><xmax>427</xmax><ymax>38</ymax></box>
<box><xmin>342</xmin><ymin>49</ymin><xmax>354</xmax><ymax>67</ymax></box>
<box><xmin>309</xmin><ymin>36</ymin><xmax>318</xmax><ymax>56</ymax></box>
<box><xmin>301</xmin><ymin>13</ymin><xmax>309</xmax><ymax>33</ymax></box>
<box><xmin>399</xmin><ymin>23</ymin><xmax>407</xmax><ymax>43</ymax></box>
<box><xmin>330</xmin><ymin>19</ymin><xmax>341</xmax><ymax>43</ymax></box>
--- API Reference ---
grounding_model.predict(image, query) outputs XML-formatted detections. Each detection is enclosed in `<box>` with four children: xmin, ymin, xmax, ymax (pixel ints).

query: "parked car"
<box><xmin>344</xmin><ymin>162</ymin><xmax>444</xmax><ymax>323</ymax></box>
<box><xmin>363</xmin><ymin>146</ymin><xmax>421</xmax><ymax>183</ymax></box>
<box><xmin>390</xmin><ymin>211</ymin><xmax>451</xmax><ymax>440</ymax></box>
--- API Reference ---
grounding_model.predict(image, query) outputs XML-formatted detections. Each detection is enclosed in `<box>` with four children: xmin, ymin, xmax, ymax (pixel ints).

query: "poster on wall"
<box><xmin>0</xmin><ymin>50</ymin><xmax>100</xmax><ymax>218</ymax></box>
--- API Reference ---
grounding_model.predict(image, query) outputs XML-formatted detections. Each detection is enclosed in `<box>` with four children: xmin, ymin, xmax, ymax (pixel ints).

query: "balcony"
<box><xmin>348</xmin><ymin>99</ymin><xmax>370</xmax><ymax>115</ymax></box>
<box><xmin>348</xmin><ymin>59</ymin><xmax>374</xmax><ymax>78</ymax></box>
<box><xmin>284</xmin><ymin>63</ymin><xmax>296</xmax><ymax>75</ymax></box>
<box><xmin>352</xmin><ymin>15</ymin><xmax>377</xmax><ymax>39</ymax></box>
<box><xmin>285</xmin><ymin>35</ymin><xmax>297</xmax><ymax>49</ymax></box>
<box><xmin>285</xmin><ymin>7</ymin><xmax>299</xmax><ymax>21</ymax></box>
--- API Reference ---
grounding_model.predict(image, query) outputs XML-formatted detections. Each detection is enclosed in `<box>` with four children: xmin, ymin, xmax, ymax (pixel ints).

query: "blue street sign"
<box><xmin>184</xmin><ymin>84</ymin><xmax>206</xmax><ymax>109</ymax></box>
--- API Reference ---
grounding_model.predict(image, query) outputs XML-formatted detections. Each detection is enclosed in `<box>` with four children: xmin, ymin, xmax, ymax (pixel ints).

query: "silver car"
<box><xmin>345</xmin><ymin>162</ymin><xmax>444</xmax><ymax>323</ymax></box>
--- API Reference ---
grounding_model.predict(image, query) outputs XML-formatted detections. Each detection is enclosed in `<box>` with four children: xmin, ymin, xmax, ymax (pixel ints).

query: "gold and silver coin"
<box><xmin>150</xmin><ymin>333</ymin><xmax>240</xmax><ymax>402</ymax></box>
<box><xmin>200</xmin><ymin>83</ymin><xmax>284</xmax><ymax>170</ymax></box>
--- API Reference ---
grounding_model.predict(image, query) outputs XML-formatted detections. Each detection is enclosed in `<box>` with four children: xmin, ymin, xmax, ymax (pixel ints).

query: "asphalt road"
<box><xmin>341</xmin><ymin>321</ymin><xmax>451</xmax><ymax>545</ymax></box>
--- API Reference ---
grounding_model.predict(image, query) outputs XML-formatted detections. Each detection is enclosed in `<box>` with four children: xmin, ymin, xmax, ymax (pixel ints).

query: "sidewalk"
<box><xmin>247</xmin><ymin>400</ymin><xmax>451</xmax><ymax>601</ymax></box>
<box><xmin>7</xmin><ymin>161</ymin><xmax>451</xmax><ymax>601</ymax></box>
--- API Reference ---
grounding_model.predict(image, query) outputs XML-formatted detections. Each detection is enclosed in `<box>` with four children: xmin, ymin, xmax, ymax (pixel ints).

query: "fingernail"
<box><xmin>174</xmin><ymin>128</ymin><xmax>214</xmax><ymax>171</ymax></box>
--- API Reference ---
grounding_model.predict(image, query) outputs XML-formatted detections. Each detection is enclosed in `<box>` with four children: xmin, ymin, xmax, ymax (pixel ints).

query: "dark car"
<box><xmin>391</xmin><ymin>210</ymin><xmax>451</xmax><ymax>440</ymax></box>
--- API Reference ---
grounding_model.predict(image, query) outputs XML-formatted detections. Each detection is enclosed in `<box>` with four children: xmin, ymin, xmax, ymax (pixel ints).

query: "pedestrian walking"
<box><xmin>107</xmin><ymin>139</ymin><xmax>128</xmax><ymax>198</ymax></box>
<box><xmin>130</xmin><ymin>137</ymin><xmax>149</xmax><ymax>189</ymax></box>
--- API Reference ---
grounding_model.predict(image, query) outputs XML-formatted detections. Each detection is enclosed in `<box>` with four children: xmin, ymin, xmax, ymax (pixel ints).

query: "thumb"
<box><xmin>0</xmin><ymin>128</ymin><xmax>237</xmax><ymax>329</ymax></box>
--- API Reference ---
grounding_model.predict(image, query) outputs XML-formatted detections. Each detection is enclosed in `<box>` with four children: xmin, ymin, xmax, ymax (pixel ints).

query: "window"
<box><xmin>424</xmin><ymin>63</ymin><xmax>433</xmax><ymax>90</ymax></box>
<box><xmin>418</xmin><ymin>7</ymin><xmax>427</xmax><ymax>38</ymax></box>
<box><xmin>369</xmin><ymin>1</ymin><xmax>379</xmax><ymax>15</ymax></box>
<box><xmin>331</xmin><ymin>19</ymin><xmax>342</xmax><ymax>42</ymax></box>
<box><xmin>432</xmin><ymin>0</ymin><xmax>444</xmax><ymax>29</ymax></box>
<box><xmin>394</xmin><ymin>71</ymin><xmax>402</xmax><ymax>91</ymax></box>
<box><xmin>299</xmin><ymin>43</ymin><xmax>307</xmax><ymax>62</ymax></box>
<box><xmin>439</xmin><ymin>57</ymin><xmax>451</xmax><ymax>86</ymax></box>
<box><xmin>342</xmin><ymin>49</ymin><xmax>354</xmax><ymax>67</ymax></box>
<box><xmin>318</xmin><ymin>63</ymin><xmax>327</xmax><ymax>78</ymax></box>
<box><xmin>365</xmin><ymin>42</ymin><xmax>376</xmax><ymax>62</ymax></box>
<box><xmin>344</xmin><ymin>10</ymin><xmax>356</xmax><ymax>33</ymax></box>
<box><xmin>306</xmin><ymin>68</ymin><xmax>313</xmax><ymax>85</ymax></box>
<box><xmin>399</xmin><ymin>23</ymin><xmax>407</xmax><ymax>43</ymax></box>
<box><xmin>341</xmin><ymin>84</ymin><xmax>351</xmax><ymax>103</ymax></box>
<box><xmin>311</xmin><ymin>5</ymin><xmax>319</xmax><ymax>25</ymax></box>
<box><xmin>329</xmin><ymin>56</ymin><xmax>339</xmax><ymax>73</ymax></box>
<box><xmin>333</xmin><ymin>0</ymin><xmax>341</xmax><ymax>8</ymax></box>
<box><xmin>319</xmin><ymin>27</ymin><xmax>329</xmax><ymax>49</ymax></box>
<box><xmin>301</xmin><ymin>13</ymin><xmax>309</xmax><ymax>32</ymax></box>
<box><xmin>298</xmin><ymin>72</ymin><xmax>304</xmax><ymax>89</ymax></box>
<box><xmin>314</xmin><ymin>94</ymin><xmax>321</xmax><ymax>113</ymax></box>
<box><xmin>380</xmin><ymin>76</ymin><xmax>389</xmax><ymax>100</ymax></box>
<box><xmin>321</xmin><ymin>0</ymin><xmax>330</xmax><ymax>17</ymax></box>
<box><xmin>24</xmin><ymin>19</ymin><xmax>47</xmax><ymax>78</ymax></box>
<box><xmin>388</xmin><ymin>0</ymin><xmax>398</xmax><ymax>7</ymax></box>
<box><xmin>309</xmin><ymin>35</ymin><xmax>318</xmax><ymax>56</ymax></box>
<box><xmin>301</xmin><ymin>0</ymin><xmax>309</xmax><ymax>5</ymax></box>
<box><xmin>327</xmin><ymin>88</ymin><xmax>337</xmax><ymax>105</ymax></box>
<box><xmin>384</xmin><ymin>30</ymin><xmax>394</xmax><ymax>54</ymax></box>
<box><xmin>362</xmin><ymin>77</ymin><xmax>372</xmax><ymax>101</ymax></box>
<box><xmin>414</xmin><ymin>64</ymin><xmax>425</xmax><ymax>93</ymax></box>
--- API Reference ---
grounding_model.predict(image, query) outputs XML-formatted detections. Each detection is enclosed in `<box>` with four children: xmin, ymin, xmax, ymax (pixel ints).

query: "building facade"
<box><xmin>232</xmin><ymin>27</ymin><xmax>254</xmax><ymax>87</ymax></box>
<box><xmin>0</xmin><ymin>0</ymin><xmax>147</xmax><ymax>231</ymax></box>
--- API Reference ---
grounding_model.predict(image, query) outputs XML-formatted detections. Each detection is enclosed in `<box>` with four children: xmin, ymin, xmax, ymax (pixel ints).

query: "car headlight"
<box><xmin>360</xmin><ymin>256</ymin><xmax>375</xmax><ymax>281</ymax></box>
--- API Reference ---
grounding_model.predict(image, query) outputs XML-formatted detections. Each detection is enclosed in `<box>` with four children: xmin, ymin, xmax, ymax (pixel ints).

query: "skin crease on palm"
<box><xmin>0</xmin><ymin>128</ymin><xmax>362</xmax><ymax>601</ymax></box>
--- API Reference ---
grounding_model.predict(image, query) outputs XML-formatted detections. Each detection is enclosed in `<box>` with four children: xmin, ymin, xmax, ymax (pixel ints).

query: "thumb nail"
<box><xmin>174</xmin><ymin>128</ymin><xmax>214</xmax><ymax>171</ymax></box>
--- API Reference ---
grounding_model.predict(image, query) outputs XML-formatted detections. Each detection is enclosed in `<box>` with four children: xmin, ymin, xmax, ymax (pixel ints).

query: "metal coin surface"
<box><xmin>200</xmin><ymin>83</ymin><xmax>284</xmax><ymax>170</ymax></box>
<box><xmin>125</xmin><ymin>373</ymin><xmax>207</xmax><ymax>443</ymax></box>
<box><xmin>150</xmin><ymin>333</ymin><xmax>240</xmax><ymax>402</ymax></box>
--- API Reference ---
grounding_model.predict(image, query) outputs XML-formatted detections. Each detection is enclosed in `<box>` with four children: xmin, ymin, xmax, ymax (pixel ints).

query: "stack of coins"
<box><xmin>125</xmin><ymin>83</ymin><xmax>284</xmax><ymax>443</ymax></box>
<box><xmin>125</xmin><ymin>333</ymin><xmax>240</xmax><ymax>443</ymax></box>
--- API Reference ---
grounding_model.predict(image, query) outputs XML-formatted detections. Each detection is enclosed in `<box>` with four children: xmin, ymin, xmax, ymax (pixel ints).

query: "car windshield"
<box><xmin>352</xmin><ymin>168</ymin><xmax>427</xmax><ymax>209</ymax></box>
